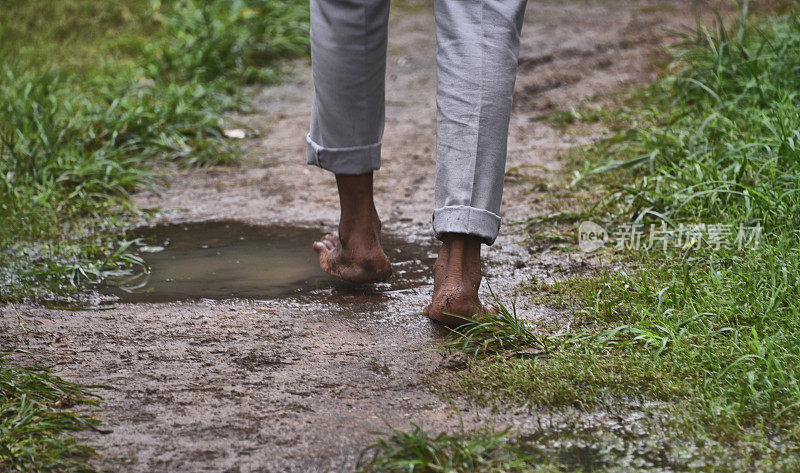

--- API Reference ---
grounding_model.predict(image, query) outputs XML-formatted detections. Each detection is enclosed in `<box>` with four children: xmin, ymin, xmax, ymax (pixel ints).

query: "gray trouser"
<box><xmin>306</xmin><ymin>0</ymin><xmax>527</xmax><ymax>245</ymax></box>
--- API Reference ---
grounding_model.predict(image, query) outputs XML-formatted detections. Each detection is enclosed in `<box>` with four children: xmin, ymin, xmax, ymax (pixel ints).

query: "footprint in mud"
<box><xmin>98</xmin><ymin>220</ymin><xmax>437</xmax><ymax>303</ymax></box>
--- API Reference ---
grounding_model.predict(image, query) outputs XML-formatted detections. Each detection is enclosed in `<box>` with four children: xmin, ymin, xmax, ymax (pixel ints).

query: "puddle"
<box><xmin>98</xmin><ymin>221</ymin><xmax>436</xmax><ymax>303</ymax></box>
<box><xmin>519</xmin><ymin>423</ymin><xmax>687</xmax><ymax>472</ymax></box>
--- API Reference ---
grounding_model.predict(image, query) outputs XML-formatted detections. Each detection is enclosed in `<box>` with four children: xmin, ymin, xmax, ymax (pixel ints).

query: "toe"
<box><xmin>312</xmin><ymin>241</ymin><xmax>327</xmax><ymax>254</ymax></box>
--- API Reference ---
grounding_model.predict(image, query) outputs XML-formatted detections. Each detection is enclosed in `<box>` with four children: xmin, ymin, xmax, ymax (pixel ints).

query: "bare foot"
<box><xmin>313</xmin><ymin>226</ymin><xmax>391</xmax><ymax>283</ymax></box>
<box><xmin>313</xmin><ymin>173</ymin><xmax>392</xmax><ymax>284</ymax></box>
<box><xmin>423</xmin><ymin>233</ymin><xmax>487</xmax><ymax>326</ymax></box>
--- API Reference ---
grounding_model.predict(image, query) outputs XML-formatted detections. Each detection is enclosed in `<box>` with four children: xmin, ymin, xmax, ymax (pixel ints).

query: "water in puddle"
<box><xmin>99</xmin><ymin>221</ymin><xmax>435</xmax><ymax>302</ymax></box>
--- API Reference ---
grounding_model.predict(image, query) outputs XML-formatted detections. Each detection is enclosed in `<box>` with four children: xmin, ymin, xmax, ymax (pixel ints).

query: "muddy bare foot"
<box><xmin>313</xmin><ymin>229</ymin><xmax>391</xmax><ymax>283</ymax></box>
<box><xmin>313</xmin><ymin>172</ymin><xmax>392</xmax><ymax>283</ymax></box>
<box><xmin>424</xmin><ymin>233</ymin><xmax>487</xmax><ymax>326</ymax></box>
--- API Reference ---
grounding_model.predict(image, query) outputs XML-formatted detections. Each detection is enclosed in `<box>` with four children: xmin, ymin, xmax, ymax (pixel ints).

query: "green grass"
<box><xmin>0</xmin><ymin>0</ymin><xmax>310</xmax><ymax>301</ymax></box>
<box><xmin>443</xmin><ymin>4</ymin><xmax>800</xmax><ymax>471</ymax></box>
<box><xmin>574</xmin><ymin>5</ymin><xmax>800</xmax><ymax>228</ymax></box>
<box><xmin>0</xmin><ymin>353</ymin><xmax>102</xmax><ymax>472</ymax></box>
<box><xmin>357</xmin><ymin>424</ymin><xmax>555</xmax><ymax>473</ymax></box>
<box><xmin>567</xmin><ymin>4</ymin><xmax>800</xmax><ymax>438</ymax></box>
<box><xmin>445</xmin><ymin>293</ymin><xmax>694</xmax><ymax>407</ymax></box>
<box><xmin>443</xmin><ymin>291</ymin><xmax>549</xmax><ymax>357</ymax></box>
<box><xmin>0</xmin><ymin>0</ymin><xmax>162</xmax><ymax>73</ymax></box>
<box><xmin>146</xmin><ymin>0</ymin><xmax>310</xmax><ymax>85</ymax></box>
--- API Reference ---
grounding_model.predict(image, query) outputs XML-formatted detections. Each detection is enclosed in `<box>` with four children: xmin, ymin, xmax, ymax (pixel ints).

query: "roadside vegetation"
<box><xmin>1</xmin><ymin>0</ymin><xmax>309</xmax><ymax>470</ymax></box>
<box><xmin>0</xmin><ymin>0</ymin><xmax>310</xmax><ymax>301</ymax></box>
<box><xmin>0</xmin><ymin>352</ymin><xmax>102</xmax><ymax>472</ymax></box>
<box><xmin>357</xmin><ymin>424</ymin><xmax>555</xmax><ymax>473</ymax></box>
<box><xmin>436</xmin><ymin>4</ymin><xmax>800</xmax><ymax>471</ymax></box>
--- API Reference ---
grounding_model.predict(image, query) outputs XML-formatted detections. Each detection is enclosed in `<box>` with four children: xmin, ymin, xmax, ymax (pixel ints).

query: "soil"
<box><xmin>0</xmin><ymin>1</ymin><xmax>742</xmax><ymax>471</ymax></box>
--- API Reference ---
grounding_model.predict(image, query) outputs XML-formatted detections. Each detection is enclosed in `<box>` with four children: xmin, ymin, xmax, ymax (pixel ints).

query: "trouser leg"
<box><xmin>431</xmin><ymin>0</ymin><xmax>528</xmax><ymax>245</ymax></box>
<box><xmin>306</xmin><ymin>0</ymin><xmax>390</xmax><ymax>175</ymax></box>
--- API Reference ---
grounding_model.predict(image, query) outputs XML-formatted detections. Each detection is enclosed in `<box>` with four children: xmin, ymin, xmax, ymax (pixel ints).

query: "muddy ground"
<box><xmin>1</xmin><ymin>1</ymin><xmax>739</xmax><ymax>471</ymax></box>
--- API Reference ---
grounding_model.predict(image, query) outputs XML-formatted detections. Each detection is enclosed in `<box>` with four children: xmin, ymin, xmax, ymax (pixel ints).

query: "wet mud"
<box><xmin>0</xmin><ymin>1</ymin><xmax>746</xmax><ymax>471</ymax></box>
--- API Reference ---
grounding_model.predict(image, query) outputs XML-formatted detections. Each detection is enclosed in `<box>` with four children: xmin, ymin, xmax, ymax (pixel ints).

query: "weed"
<box><xmin>444</xmin><ymin>290</ymin><xmax>550</xmax><ymax>357</ymax></box>
<box><xmin>574</xmin><ymin>7</ymin><xmax>800</xmax><ymax>230</ymax></box>
<box><xmin>146</xmin><ymin>0</ymin><xmax>310</xmax><ymax>85</ymax></box>
<box><xmin>0</xmin><ymin>353</ymin><xmax>102</xmax><ymax>472</ymax></box>
<box><xmin>357</xmin><ymin>424</ymin><xmax>548</xmax><ymax>473</ymax></box>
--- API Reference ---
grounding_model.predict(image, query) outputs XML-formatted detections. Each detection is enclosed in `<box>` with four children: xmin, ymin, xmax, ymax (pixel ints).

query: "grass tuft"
<box><xmin>146</xmin><ymin>0</ymin><xmax>310</xmax><ymax>85</ymax></box>
<box><xmin>0</xmin><ymin>353</ymin><xmax>102</xmax><ymax>472</ymax></box>
<box><xmin>357</xmin><ymin>424</ymin><xmax>546</xmax><ymax>473</ymax></box>
<box><xmin>444</xmin><ymin>290</ymin><xmax>549</xmax><ymax>357</ymax></box>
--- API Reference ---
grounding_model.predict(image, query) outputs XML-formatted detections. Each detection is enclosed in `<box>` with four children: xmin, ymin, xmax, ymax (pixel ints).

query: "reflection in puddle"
<box><xmin>99</xmin><ymin>221</ymin><xmax>436</xmax><ymax>302</ymax></box>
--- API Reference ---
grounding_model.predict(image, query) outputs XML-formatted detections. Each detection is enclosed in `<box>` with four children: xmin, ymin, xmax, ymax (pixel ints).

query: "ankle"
<box><xmin>334</xmin><ymin>172</ymin><xmax>381</xmax><ymax>243</ymax></box>
<box><xmin>339</xmin><ymin>199</ymin><xmax>378</xmax><ymax>224</ymax></box>
<box><xmin>441</xmin><ymin>233</ymin><xmax>481</xmax><ymax>261</ymax></box>
<box><xmin>339</xmin><ymin>215</ymin><xmax>379</xmax><ymax>244</ymax></box>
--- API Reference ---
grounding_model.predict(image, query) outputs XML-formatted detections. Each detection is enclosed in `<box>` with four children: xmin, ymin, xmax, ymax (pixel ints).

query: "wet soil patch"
<box><xmin>99</xmin><ymin>221</ymin><xmax>436</xmax><ymax>302</ymax></box>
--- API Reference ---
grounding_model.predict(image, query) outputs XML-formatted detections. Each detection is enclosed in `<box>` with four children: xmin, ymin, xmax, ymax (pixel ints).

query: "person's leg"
<box><xmin>425</xmin><ymin>0</ymin><xmax>528</xmax><ymax>325</ymax></box>
<box><xmin>307</xmin><ymin>0</ymin><xmax>392</xmax><ymax>283</ymax></box>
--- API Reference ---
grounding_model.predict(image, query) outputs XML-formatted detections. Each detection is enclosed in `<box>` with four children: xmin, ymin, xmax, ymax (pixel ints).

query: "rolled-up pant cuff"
<box><xmin>306</xmin><ymin>134</ymin><xmax>381</xmax><ymax>175</ymax></box>
<box><xmin>432</xmin><ymin>205</ymin><xmax>501</xmax><ymax>246</ymax></box>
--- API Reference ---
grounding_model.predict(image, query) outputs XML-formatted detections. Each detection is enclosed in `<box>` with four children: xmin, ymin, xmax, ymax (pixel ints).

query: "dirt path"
<box><xmin>1</xmin><ymin>1</ymin><xmax>733</xmax><ymax>471</ymax></box>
